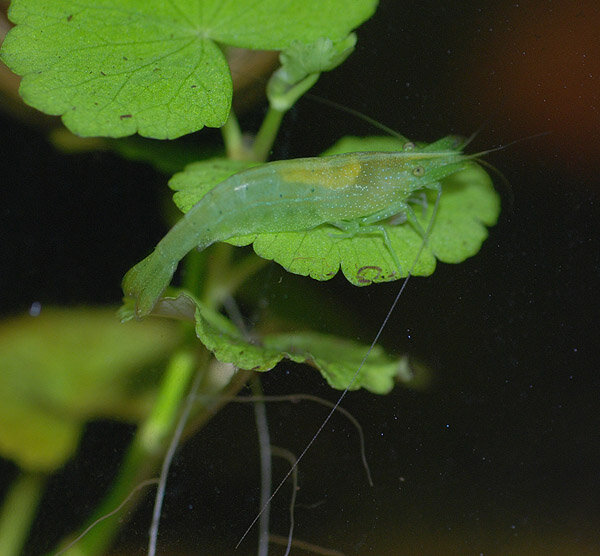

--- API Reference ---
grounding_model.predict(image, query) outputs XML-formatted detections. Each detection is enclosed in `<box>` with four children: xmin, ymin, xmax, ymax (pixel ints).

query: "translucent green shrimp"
<box><xmin>123</xmin><ymin>136</ymin><xmax>473</xmax><ymax>318</ymax></box>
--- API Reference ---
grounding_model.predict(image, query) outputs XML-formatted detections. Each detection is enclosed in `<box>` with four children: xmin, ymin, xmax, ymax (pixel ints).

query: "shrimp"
<box><xmin>122</xmin><ymin>136</ymin><xmax>474</xmax><ymax>318</ymax></box>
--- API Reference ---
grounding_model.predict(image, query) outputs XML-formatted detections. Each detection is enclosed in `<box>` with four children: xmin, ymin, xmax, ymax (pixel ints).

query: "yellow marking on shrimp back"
<box><xmin>279</xmin><ymin>157</ymin><xmax>362</xmax><ymax>189</ymax></box>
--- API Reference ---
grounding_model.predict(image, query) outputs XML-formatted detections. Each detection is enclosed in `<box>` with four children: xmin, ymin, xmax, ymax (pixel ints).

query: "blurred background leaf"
<box><xmin>0</xmin><ymin>307</ymin><xmax>181</xmax><ymax>471</ymax></box>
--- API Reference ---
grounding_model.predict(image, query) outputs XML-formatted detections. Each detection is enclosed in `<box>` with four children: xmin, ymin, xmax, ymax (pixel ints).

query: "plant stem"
<box><xmin>54</xmin><ymin>350</ymin><xmax>198</xmax><ymax>556</ymax></box>
<box><xmin>181</xmin><ymin>248</ymin><xmax>207</xmax><ymax>301</ymax></box>
<box><xmin>253</xmin><ymin>70</ymin><xmax>321</xmax><ymax>162</ymax></box>
<box><xmin>147</xmin><ymin>365</ymin><xmax>205</xmax><ymax>556</ymax></box>
<box><xmin>221</xmin><ymin>110</ymin><xmax>249</xmax><ymax>160</ymax></box>
<box><xmin>0</xmin><ymin>472</ymin><xmax>45</xmax><ymax>556</ymax></box>
<box><xmin>252</xmin><ymin>106</ymin><xmax>285</xmax><ymax>162</ymax></box>
<box><xmin>201</xmin><ymin>242</ymin><xmax>234</xmax><ymax>311</ymax></box>
<box><xmin>204</xmin><ymin>249</ymin><xmax>269</xmax><ymax>311</ymax></box>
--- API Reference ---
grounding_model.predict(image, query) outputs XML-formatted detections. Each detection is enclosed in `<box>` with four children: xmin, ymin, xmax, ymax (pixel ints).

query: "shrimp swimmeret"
<box><xmin>122</xmin><ymin>136</ymin><xmax>478</xmax><ymax>318</ymax></box>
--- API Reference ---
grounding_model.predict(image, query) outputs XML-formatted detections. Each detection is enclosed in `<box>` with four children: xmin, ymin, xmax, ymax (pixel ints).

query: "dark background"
<box><xmin>1</xmin><ymin>0</ymin><xmax>598</xmax><ymax>554</ymax></box>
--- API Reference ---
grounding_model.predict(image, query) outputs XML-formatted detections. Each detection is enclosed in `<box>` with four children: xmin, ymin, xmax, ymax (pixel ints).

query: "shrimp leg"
<box><xmin>327</xmin><ymin>196</ymin><xmax>420</xmax><ymax>273</ymax></box>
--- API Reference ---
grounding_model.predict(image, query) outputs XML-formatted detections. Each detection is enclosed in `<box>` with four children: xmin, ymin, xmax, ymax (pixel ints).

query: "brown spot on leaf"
<box><xmin>119</xmin><ymin>114</ymin><xmax>132</xmax><ymax>120</ymax></box>
<box><xmin>356</xmin><ymin>265</ymin><xmax>383</xmax><ymax>284</ymax></box>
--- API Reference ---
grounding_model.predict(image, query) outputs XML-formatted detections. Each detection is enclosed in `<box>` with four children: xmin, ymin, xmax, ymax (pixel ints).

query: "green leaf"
<box><xmin>280</xmin><ymin>35</ymin><xmax>358</xmax><ymax>78</ymax></box>
<box><xmin>263</xmin><ymin>333</ymin><xmax>411</xmax><ymax>394</ymax></box>
<box><xmin>169</xmin><ymin>157</ymin><xmax>259</xmax><ymax>212</ymax></box>
<box><xmin>186</xmin><ymin>293</ymin><xmax>411</xmax><ymax>394</ymax></box>
<box><xmin>171</xmin><ymin>135</ymin><xmax>500</xmax><ymax>286</ymax></box>
<box><xmin>0</xmin><ymin>307</ymin><xmax>181</xmax><ymax>472</ymax></box>
<box><xmin>1</xmin><ymin>0</ymin><xmax>377</xmax><ymax>138</ymax></box>
<box><xmin>267</xmin><ymin>34</ymin><xmax>357</xmax><ymax>111</ymax></box>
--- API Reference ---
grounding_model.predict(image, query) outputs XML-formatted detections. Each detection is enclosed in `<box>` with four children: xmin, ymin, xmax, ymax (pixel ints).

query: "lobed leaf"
<box><xmin>187</xmin><ymin>293</ymin><xmax>413</xmax><ymax>394</ymax></box>
<box><xmin>267</xmin><ymin>34</ymin><xmax>357</xmax><ymax>111</ymax></box>
<box><xmin>1</xmin><ymin>0</ymin><xmax>377</xmax><ymax>138</ymax></box>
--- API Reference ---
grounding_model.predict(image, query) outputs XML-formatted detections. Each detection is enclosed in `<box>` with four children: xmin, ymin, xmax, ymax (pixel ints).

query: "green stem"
<box><xmin>221</xmin><ymin>110</ymin><xmax>250</xmax><ymax>160</ymax></box>
<box><xmin>182</xmin><ymin>248</ymin><xmax>207</xmax><ymax>300</ymax></box>
<box><xmin>200</xmin><ymin>242</ymin><xmax>234</xmax><ymax>311</ymax></box>
<box><xmin>204</xmin><ymin>250</ymin><xmax>269</xmax><ymax>311</ymax></box>
<box><xmin>54</xmin><ymin>350</ymin><xmax>198</xmax><ymax>556</ymax></box>
<box><xmin>0</xmin><ymin>472</ymin><xmax>45</xmax><ymax>556</ymax></box>
<box><xmin>147</xmin><ymin>366</ymin><xmax>205</xmax><ymax>556</ymax></box>
<box><xmin>253</xmin><ymin>71</ymin><xmax>321</xmax><ymax>162</ymax></box>
<box><xmin>252</xmin><ymin>106</ymin><xmax>285</xmax><ymax>162</ymax></box>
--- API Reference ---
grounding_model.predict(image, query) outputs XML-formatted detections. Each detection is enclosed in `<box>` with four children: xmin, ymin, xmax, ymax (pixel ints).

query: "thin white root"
<box><xmin>54</xmin><ymin>478</ymin><xmax>159</xmax><ymax>556</ymax></box>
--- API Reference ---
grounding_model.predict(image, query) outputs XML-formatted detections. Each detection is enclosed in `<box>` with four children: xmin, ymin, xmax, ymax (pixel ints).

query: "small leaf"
<box><xmin>1</xmin><ymin>0</ymin><xmax>377</xmax><ymax>138</ymax></box>
<box><xmin>263</xmin><ymin>333</ymin><xmax>410</xmax><ymax>394</ymax></box>
<box><xmin>267</xmin><ymin>34</ymin><xmax>357</xmax><ymax>111</ymax></box>
<box><xmin>189</xmin><ymin>293</ymin><xmax>410</xmax><ymax>394</ymax></box>
<box><xmin>195</xmin><ymin>297</ymin><xmax>287</xmax><ymax>372</ymax></box>
<box><xmin>0</xmin><ymin>307</ymin><xmax>181</xmax><ymax>471</ymax></box>
<box><xmin>279</xmin><ymin>35</ymin><xmax>358</xmax><ymax>78</ymax></box>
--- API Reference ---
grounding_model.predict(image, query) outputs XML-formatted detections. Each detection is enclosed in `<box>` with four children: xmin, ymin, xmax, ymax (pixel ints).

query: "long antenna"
<box><xmin>304</xmin><ymin>92</ymin><xmax>409</xmax><ymax>142</ymax></box>
<box><xmin>236</xmin><ymin>189</ymin><xmax>442</xmax><ymax>549</ymax></box>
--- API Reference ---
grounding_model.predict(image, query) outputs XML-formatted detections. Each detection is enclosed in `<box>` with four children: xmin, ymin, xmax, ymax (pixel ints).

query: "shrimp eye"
<box><xmin>403</xmin><ymin>141</ymin><xmax>415</xmax><ymax>151</ymax></box>
<box><xmin>412</xmin><ymin>165</ymin><xmax>425</xmax><ymax>177</ymax></box>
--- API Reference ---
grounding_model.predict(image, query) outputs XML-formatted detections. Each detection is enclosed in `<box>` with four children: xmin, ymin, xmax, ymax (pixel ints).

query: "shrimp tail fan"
<box><xmin>122</xmin><ymin>250</ymin><xmax>177</xmax><ymax>318</ymax></box>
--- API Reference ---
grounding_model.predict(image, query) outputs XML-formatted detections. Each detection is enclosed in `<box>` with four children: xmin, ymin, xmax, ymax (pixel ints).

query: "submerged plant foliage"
<box><xmin>1</xmin><ymin>0</ymin><xmax>376</xmax><ymax>138</ymax></box>
<box><xmin>0</xmin><ymin>0</ymin><xmax>502</xmax><ymax>554</ymax></box>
